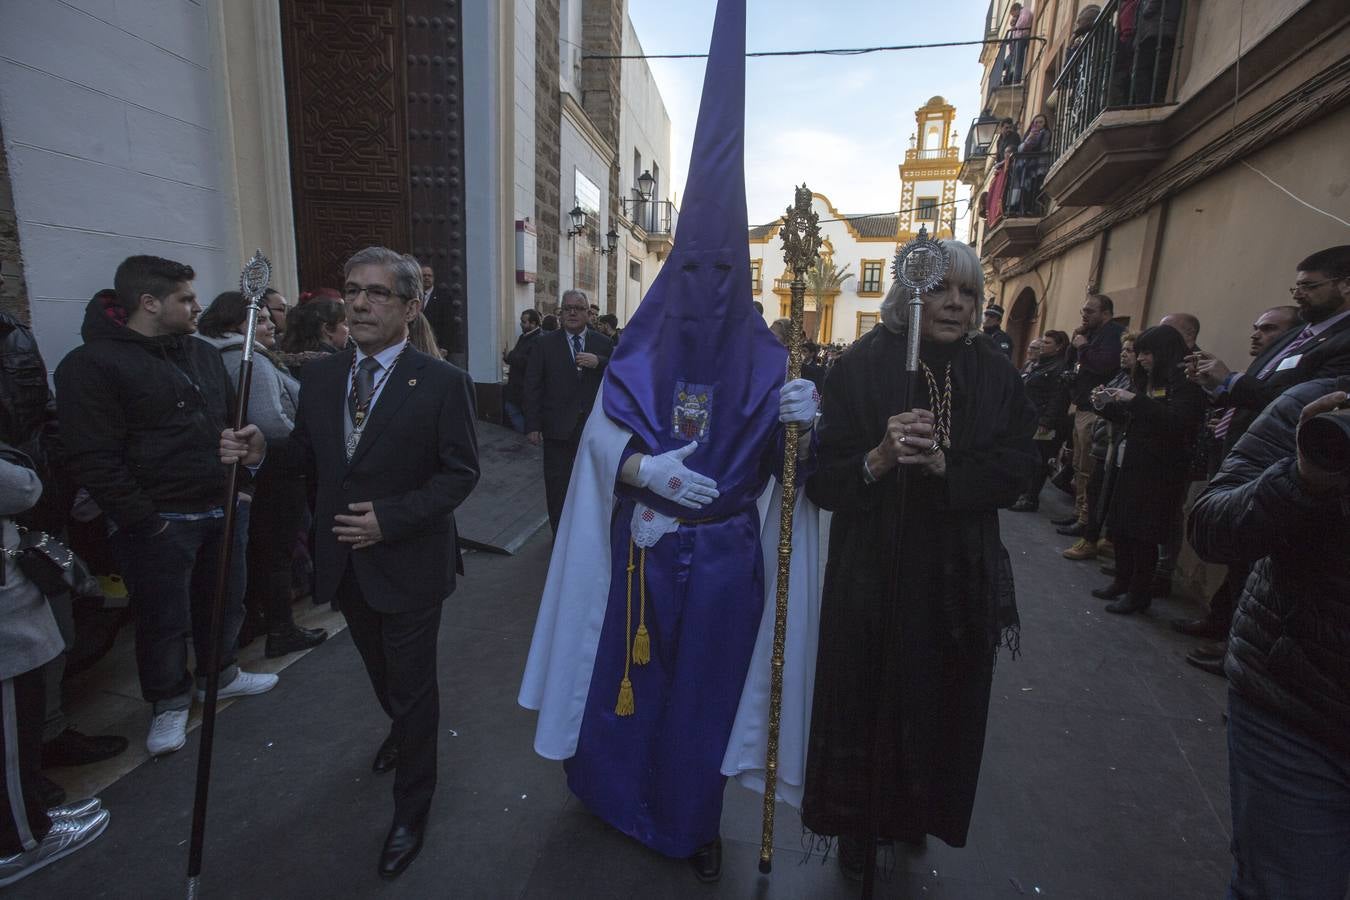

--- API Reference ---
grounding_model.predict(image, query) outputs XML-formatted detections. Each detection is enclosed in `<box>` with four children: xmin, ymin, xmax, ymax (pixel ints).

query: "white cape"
<box><xmin>517</xmin><ymin>383</ymin><xmax>821</xmax><ymax>806</ymax></box>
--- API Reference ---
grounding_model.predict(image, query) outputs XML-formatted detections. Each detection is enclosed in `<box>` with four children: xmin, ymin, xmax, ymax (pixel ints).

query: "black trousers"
<box><xmin>1113</xmin><ymin>536</ymin><xmax>1159</xmax><ymax>599</ymax></box>
<box><xmin>336</xmin><ymin>565</ymin><xmax>443</xmax><ymax>827</ymax></box>
<box><xmin>245</xmin><ymin>458</ymin><xmax>307</xmax><ymax>631</ymax></box>
<box><xmin>543</xmin><ymin>430</ymin><xmax>583</xmax><ymax>534</ymax></box>
<box><xmin>1</xmin><ymin>668</ymin><xmax>51</xmax><ymax>856</ymax></box>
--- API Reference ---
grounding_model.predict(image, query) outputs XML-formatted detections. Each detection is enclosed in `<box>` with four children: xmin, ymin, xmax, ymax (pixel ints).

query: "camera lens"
<box><xmin>1297</xmin><ymin>408</ymin><xmax>1350</xmax><ymax>474</ymax></box>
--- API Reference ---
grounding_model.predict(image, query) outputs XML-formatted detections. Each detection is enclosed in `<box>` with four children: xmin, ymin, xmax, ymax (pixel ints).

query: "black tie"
<box><xmin>349</xmin><ymin>357</ymin><xmax>381</xmax><ymax>424</ymax></box>
<box><xmin>572</xmin><ymin>333</ymin><xmax>583</xmax><ymax>359</ymax></box>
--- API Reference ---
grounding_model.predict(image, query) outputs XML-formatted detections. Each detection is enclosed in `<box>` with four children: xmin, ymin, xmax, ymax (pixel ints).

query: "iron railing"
<box><xmin>987</xmin><ymin>151</ymin><xmax>1054</xmax><ymax>229</ymax></box>
<box><xmin>621</xmin><ymin>198</ymin><xmax>678</xmax><ymax>236</ymax></box>
<box><xmin>1049</xmin><ymin>0</ymin><xmax>1185</xmax><ymax>161</ymax></box>
<box><xmin>964</xmin><ymin>127</ymin><xmax>991</xmax><ymax>164</ymax></box>
<box><xmin>905</xmin><ymin>147</ymin><xmax>959</xmax><ymax>162</ymax></box>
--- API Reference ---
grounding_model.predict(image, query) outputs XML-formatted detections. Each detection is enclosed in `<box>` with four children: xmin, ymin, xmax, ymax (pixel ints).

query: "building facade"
<box><xmin>748</xmin><ymin>98</ymin><xmax>963</xmax><ymax>345</ymax></box>
<box><xmin>0</xmin><ymin>0</ymin><xmax>673</xmax><ymax>421</ymax></box>
<box><xmin>959</xmin><ymin>0</ymin><xmax>1350</xmax><ymax>595</ymax></box>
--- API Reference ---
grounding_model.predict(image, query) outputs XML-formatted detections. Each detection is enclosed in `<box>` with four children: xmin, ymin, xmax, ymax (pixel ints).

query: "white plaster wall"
<box><xmin>0</xmin><ymin>0</ymin><xmax>234</xmax><ymax>370</ymax></box>
<box><xmin>463</xmin><ymin>0</ymin><xmax>506</xmax><ymax>384</ymax></box>
<box><xmin>614</xmin><ymin>15</ymin><xmax>673</xmax><ymax>326</ymax></box>
<box><xmin>557</xmin><ymin>114</ymin><xmax>610</xmax><ymax>308</ymax></box>
<box><xmin>510</xmin><ymin>0</ymin><xmax>538</xmax><ymax>335</ymax></box>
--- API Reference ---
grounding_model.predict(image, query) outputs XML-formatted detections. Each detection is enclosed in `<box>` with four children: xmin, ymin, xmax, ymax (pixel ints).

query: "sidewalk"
<box><xmin>12</xmin><ymin>488</ymin><xmax>1233</xmax><ymax>898</ymax></box>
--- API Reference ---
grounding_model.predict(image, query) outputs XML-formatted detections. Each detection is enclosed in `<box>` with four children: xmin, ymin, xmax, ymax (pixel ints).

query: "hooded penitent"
<box><xmin>518</xmin><ymin>0</ymin><xmax>817</xmax><ymax>860</ymax></box>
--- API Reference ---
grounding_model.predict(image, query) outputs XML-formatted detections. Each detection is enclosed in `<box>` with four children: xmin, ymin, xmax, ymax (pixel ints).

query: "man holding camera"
<box><xmin>1188</xmin><ymin>376</ymin><xmax>1350</xmax><ymax>900</ymax></box>
<box><xmin>1057</xmin><ymin>294</ymin><xmax>1124</xmax><ymax>536</ymax></box>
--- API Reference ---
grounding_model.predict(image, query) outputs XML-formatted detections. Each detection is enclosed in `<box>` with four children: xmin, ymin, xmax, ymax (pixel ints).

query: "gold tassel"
<box><xmin>632</xmin><ymin>547</ymin><xmax>651</xmax><ymax>665</ymax></box>
<box><xmin>616</xmin><ymin>541</ymin><xmax>637</xmax><ymax>716</ymax></box>
<box><xmin>615</xmin><ymin>677</ymin><xmax>635</xmax><ymax>716</ymax></box>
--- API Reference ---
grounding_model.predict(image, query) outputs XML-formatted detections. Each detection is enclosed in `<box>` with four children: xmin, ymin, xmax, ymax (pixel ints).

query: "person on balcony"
<box><xmin>1002</xmin><ymin>3</ymin><xmax>1035</xmax><ymax>86</ymax></box>
<box><xmin>1131</xmin><ymin>0</ymin><xmax>1182</xmax><ymax>105</ymax></box>
<box><xmin>1010</xmin><ymin>114</ymin><xmax>1052</xmax><ymax>217</ymax></box>
<box><xmin>985</xmin><ymin>146</ymin><xmax>1014</xmax><ymax>228</ymax></box>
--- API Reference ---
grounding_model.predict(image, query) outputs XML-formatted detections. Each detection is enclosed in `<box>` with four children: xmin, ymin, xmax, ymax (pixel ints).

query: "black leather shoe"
<box><xmin>1171</xmin><ymin>618</ymin><xmax>1226</xmax><ymax>641</ymax></box>
<box><xmin>378</xmin><ymin>817</ymin><xmax>425</xmax><ymax>880</ymax></box>
<box><xmin>42</xmin><ymin>728</ymin><xmax>129</xmax><ymax>768</ymax></box>
<box><xmin>1091</xmin><ymin>582</ymin><xmax>1127</xmax><ymax>600</ymax></box>
<box><xmin>1009</xmin><ymin>496</ymin><xmax>1039</xmax><ymax>512</ymax></box>
<box><xmin>1056</xmin><ymin>522</ymin><xmax>1086</xmax><ymax>537</ymax></box>
<box><xmin>264</xmin><ymin>623</ymin><xmax>329</xmax><ymax>658</ymax></box>
<box><xmin>371</xmin><ymin>734</ymin><xmax>399</xmax><ymax>774</ymax></box>
<box><xmin>688</xmin><ymin>837</ymin><xmax>722</xmax><ymax>883</ymax></box>
<box><xmin>1050</xmin><ymin>515</ymin><xmax>1078</xmax><ymax>527</ymax></box>
<box><xmin>1105</xmin><ymin>593</ymin><xmax>1151</xmax><ymax>615</ymax></box>
<box><xmin>1185</xmin><ymin>650</ymin><xmax>1226</xmax><ymax>677</ymax></box>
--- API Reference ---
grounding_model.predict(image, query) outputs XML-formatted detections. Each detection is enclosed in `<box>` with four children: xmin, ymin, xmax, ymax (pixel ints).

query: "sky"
<box><xmin>627</xmin><ymin>0</ymin><xmax>991</xmax><ymax>232</ymax></box>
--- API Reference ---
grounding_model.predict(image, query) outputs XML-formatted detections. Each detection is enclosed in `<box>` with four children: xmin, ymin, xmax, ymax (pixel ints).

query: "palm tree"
<box><xmin>804</xmin><ymin>259</ymin><xmax>854</xmax><ymax>341</ymax></box>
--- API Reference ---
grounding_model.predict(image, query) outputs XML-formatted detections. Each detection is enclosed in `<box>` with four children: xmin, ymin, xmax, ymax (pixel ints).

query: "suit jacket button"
<box><xmin>342</xmin><ymin>479</ymin><xmax>351</xmax><ymax>490</ymax></box>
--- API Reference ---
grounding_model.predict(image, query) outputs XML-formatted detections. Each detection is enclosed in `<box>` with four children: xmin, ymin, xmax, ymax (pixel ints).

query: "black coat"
<box><xmin>801</xmin><ymin>326</ymin><xmax>1036</xmax><ymax>845</ymax></box>
<box><xmin>1067</xmin><ymin>320</ymin><xmax>1125</xmax><ymax>407</ymax></box>
<box><xmin>54</xmin><ymin>292</ymin><xmax>237</xmax><ymax>532</ymax></box>
<box><xmin>1022</xmin><ymin>354</ymin><xmax>1070</xmax><ymax>429</ymax></box>
<box><xmin>503</xmin><ymin>327</ymin><xmax>542</xmax><ymax>405</ymax></box>
<box><xmin>1218</xmin><ymin>312</ymin><xmax>1350</xmax><ymax>451</ymax></box>
<box><xmin>1189</xmin><ymin>376</ymin><xmax>1350</xmax><ymax>757</ymax></box>
<box><xmin>523</xmin><ymin>327</ymin><xmax>612</xmax><ymax>439</ymax></box>
<box><xmin>1099</xmin><ymin>377</ymin><xmax>1205</xmax><ymax>543</ymax></box>
<box><xmin>288</xmin><ymin>346</ymin><xmax>480</xmax><ymax>613</ymax></box>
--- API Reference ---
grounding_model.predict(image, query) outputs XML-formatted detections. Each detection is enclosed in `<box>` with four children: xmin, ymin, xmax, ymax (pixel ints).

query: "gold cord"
<box><xmin>615</xmin><ymin>540</ymin><xmax>637</xmax><ymax>716</ymax></box>
<box><xmin>920</xmin><ymin>361</ymin><xmax>953</xmax><ymax>447</ymax></box>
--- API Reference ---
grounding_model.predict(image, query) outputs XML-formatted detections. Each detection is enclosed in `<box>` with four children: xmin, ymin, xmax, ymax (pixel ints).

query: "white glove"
<box><xmin>636</xmin><ymin>442</ymin><xmax>719</xmax><ymax>509</ymax></box>
<box><xmin>779</xmin><ymin>378</ymin><xmax>819</xmax><ymax>427</ymax></box>
<box><xmin>630</xmin><ymin>503</ymin><xmax>680</xmax><ymax>548</ymax></box>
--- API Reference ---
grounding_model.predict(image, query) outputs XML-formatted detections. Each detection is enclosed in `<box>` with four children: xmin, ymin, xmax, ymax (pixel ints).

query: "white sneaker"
<box><xmin>0</xmin><ymin>808</ymin><xmax>110</xmax><ymax>887</ymax></box>
<box><xmin>146</xmin><ymin>709</ymin><xmax>189</xmax><ymax>756</ymax></box>
<box><xmin>196</xmin><ymin>669</ymin><xmax>278</xmax><ymax>703</ymax></box>
<box><xmin>47</xmin><ymin>798</ymin><xmax>101</xmax><ymax>819</ymax></box>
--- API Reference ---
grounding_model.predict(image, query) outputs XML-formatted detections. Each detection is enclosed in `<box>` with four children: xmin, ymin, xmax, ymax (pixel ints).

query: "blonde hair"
<box><xmin>880</xmin><ymin>240</ymin><xmax>985</xmax><ymax>335</ymax></box>
<box><xmin>408</xmin><ymin>312</ymin><xmax>443</xmax><ymax>358</ymax></box>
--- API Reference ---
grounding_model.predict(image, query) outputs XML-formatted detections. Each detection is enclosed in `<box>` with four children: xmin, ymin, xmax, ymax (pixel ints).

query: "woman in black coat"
<box><xmin>801</xmin><ymin>240</ymin><xmax>1037</xmax><ymax>876</ymax></box>
<box><xmin>1012</xmin><ymin>329</ymin><xmax>1071</xmax><ymax>511</ymax></box>
<box><xmin>1091</xmin><ymin>325</ymin><xmax>1205</xmax><ymax>614</ymax></box>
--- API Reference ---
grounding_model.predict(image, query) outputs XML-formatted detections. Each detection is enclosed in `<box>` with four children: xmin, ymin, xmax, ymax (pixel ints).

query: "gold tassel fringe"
<box><xmin>632</xmin><ymin>547</ymin><xmax>650</xmax><ymax>665</ymax></box>
<box><xmin>632</xmin><ymin>625</ymin><xmax>651</xmax><ymax>665</ymax></box>
<box><xmin>615</xmin><ymin>677</ymin><xmax>635</xmax><ymax>716</ymax></box>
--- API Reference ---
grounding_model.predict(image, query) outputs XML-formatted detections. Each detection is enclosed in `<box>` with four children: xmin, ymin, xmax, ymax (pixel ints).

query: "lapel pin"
<box><xmin>408</xmin><ymin>378</ymin><xmax>418</xmax><ymax>386</ymax></box>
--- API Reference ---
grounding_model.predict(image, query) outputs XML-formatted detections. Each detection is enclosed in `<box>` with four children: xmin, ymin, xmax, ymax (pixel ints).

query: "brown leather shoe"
<box><xmin>1062</xmin><ymin>539</ymin><xmax>1097</xmax><ymax>560</ymax></box>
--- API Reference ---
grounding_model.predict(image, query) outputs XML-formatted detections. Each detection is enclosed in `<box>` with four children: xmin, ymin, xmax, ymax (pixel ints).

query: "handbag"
<box><xmin>6</xmin><ymin>525</ymin><xmax>76</xmax><ymax>597</ymax></box>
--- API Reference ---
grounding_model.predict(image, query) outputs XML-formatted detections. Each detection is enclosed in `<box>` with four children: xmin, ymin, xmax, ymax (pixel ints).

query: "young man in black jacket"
<box><xmin>54</xmin><ymin>257</ymin><xmax>277</xmax><ymax>758</ymax></box>
<box><xmin>1188</xmin><ymin>376</ymin><xmax>1350</xmax><ymax>900</ymax></box>
<box><xmin>1059</xmin><ymin>293</ymin><xmax>1124</xmax><ymax>533</ymax></box>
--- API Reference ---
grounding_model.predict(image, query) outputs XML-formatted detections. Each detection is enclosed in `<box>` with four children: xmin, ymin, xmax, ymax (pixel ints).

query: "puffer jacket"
<box><xmin>1188</xmin><ymin>375</ymin><xmax>1350</xmax><ymax>756</ymax></box>
<box><xmin>54</xmin><ymin>291</ymin><xmax>237</xmax><ymax>533</ymax></box>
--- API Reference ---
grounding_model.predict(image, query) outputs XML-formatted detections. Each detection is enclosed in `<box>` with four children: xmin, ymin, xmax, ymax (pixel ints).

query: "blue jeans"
<box><xmin>1226</xmin><ymin>689</ymin><xmax>1350</xmax><ymax>899</ymax></box>
<box><xmin>503</xmin><ymin>399</ymin><xmax>526</xmax><ymax>433</ymax></box>
<box><xmin>110</xmin><ymin>508</ymin><xmax>250</xmax><ymax>714</ymax></box>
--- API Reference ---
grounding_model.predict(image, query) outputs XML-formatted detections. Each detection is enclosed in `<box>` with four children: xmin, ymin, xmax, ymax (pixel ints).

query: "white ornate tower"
<box><xmin>898</xmin><ymin>96</ymin><xmax>961</xmax><ymax>240</ymax></box>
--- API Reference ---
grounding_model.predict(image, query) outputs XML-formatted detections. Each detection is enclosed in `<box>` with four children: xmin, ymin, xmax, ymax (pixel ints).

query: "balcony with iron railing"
<box><xmin>959</xmin><ymin>127</ymin><xmax>993</xmax><ymax>187</ymax></box>
<box><xmin>984</xmin><ymin>31</ymin><xmax>1029</xmax><ymax>121</ymax></box>
<box><xmin>620</xmin><ymin>198</ymin><xmax>678</xmax><ymax>256</ymax></box>
<box><xmin>1041</xmin><ymin>0</ymin><xmax>1183</xmax><ymax>207</ymax></box>
<box><xmin>981</xmin><ymin>151</ymin><xmax>1053</xmax><ymax>259</ymax></box>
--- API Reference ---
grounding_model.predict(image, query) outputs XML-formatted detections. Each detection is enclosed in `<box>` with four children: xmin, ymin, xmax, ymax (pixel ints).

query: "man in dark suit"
<box><xmin>1192</xmin><ymin>246</ymin><xmax>1350</xmax><ymax>446</ymax></box>
<box><xmin>502</xmin><ymin>308</ymin><xmax>543</xmax><ymax>432</ymax></box>
<box><xmin>228</xmin><ymin>246</ymin><xmax>479</xmax><ymax>879</ymax></box>
<box><xmin>524</xmin><ymin>289</ymin><xmax>612</xmax><ymax>532</ymax></box>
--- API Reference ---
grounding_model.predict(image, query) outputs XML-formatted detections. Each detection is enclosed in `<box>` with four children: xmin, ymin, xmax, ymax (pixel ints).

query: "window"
<box><xmin>859</xmin><ymin>259</ymin><xmax>884</xmax><ymax>296</ymax></box>
<box><xmin>628</xmin><ymin>259</ymin><xmax>642</xmax><ymax>282</ymax></box>
<box><xmin>750</xmin><ymin>259</ymin><xmax>762</xmax><ymax>294</ymax></box>
<box><xmin>917</xmin><ymin>197</ymin><xmax>938</xmax><ymax>221</ymax></box>
<box><xmin>857</xmin><ymin>312</ymin><xmax>879</xmax><ymax>337</ymax></box>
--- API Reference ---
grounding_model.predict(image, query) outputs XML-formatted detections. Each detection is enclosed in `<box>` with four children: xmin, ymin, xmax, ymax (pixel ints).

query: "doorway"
<box><xmin>1008</xmin><ymin>287</ymin><xmax>1038</xmax><ymax>367</ymax></box>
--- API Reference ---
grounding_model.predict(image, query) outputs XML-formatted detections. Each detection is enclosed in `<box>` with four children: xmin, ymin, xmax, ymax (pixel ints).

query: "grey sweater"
<box><xmin>194</xmin><ymin>334</ymin><xmax>300</xmax><ymax>443</ymax></box>
<box><xmin>0</xmin><ymin>458</ymin><xmax>63</xmax><ymax>680</ymax></box>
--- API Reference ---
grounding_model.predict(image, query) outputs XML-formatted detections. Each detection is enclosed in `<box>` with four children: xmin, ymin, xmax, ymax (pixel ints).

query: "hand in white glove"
<box><xmin>636</xmin><ymin>442</ymin><xmax>719</xmax><ymax>509</ymax></box>
<box><xmin>779</xmin><ymin>378</ymin><xmax>819</xmax><ymax>427</ymax></box>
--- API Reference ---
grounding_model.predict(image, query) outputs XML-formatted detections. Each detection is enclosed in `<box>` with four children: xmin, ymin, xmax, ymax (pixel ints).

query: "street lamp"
<box><xmin>597</xmin><ymin>227</ymin><xmax>620</xmax><ymax>255</ymax></box>
<box><xmin>636</xmin><ymin>170</ymin><xmax>655</xmax><ymax>202</ymax></box>
<box><xmin>566</xmin><ymin>204</ymin><xmax>587</xmax><ymax>239</ymax></box>
<box><xmin>969</xmin><ymin>111</ymin><xmax>1001</xmax><ymax>153</ymax></box>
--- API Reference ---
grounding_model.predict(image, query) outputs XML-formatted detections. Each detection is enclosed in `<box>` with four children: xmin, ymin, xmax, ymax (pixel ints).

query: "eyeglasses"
<box><xmin>560</xmin><ymin>304</ymin><xmax>588</xmax><ymax>313</ymax></box>
<box><xmin>343</xmin><ymin>284</ymin><xmax>406</xmax><ymax>305</ymax></box>
<box><xmin>1288</xmin><ymin>278</ymin><xmax>1338</xmax><ymax>296</ymax></box>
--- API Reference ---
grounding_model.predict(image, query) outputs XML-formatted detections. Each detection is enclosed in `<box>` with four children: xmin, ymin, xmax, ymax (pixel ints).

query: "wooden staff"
<box><xmin>759</xmin><ymin>185</ymin><xmax>821</xmax><ymax>874</ymax></box>
<box><xmin>186</xmin><ymin>250</ymin><xmax>271</xmax><ymax>899</ymax></box>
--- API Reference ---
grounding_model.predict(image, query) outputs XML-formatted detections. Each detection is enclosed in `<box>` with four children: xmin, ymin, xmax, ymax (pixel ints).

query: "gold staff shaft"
<box><xmin>760</xmin><ymin>186</ymin><xmax>819</xmax><ymax>874</ymax></box>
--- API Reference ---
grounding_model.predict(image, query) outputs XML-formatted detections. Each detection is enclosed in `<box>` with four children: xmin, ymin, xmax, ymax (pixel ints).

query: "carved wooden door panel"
<box><xmin>281</xmin><ymin>0</ymin><xmax>467</xmax><ymax>357</ymax></box>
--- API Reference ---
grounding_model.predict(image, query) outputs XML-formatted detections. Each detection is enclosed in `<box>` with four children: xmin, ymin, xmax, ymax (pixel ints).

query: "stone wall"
<box><xmin>580</xmin><ymin>0</ymin><xmax>623</xmax><ymax>313</ymax></box>
<box><xmin>0</xmin><ymin>118</ymin><xmax>29</xmax><ymax>323</ymax></box>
